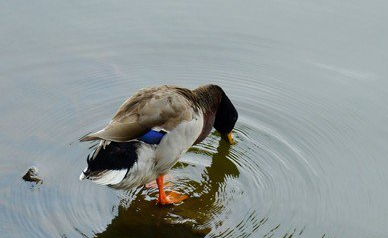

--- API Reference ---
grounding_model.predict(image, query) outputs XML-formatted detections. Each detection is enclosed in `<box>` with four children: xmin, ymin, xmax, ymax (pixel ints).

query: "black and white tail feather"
<box><xmin>79</xmin><ymin>140</ymin><xmax>154</xmax><ymax>187</ymax></box>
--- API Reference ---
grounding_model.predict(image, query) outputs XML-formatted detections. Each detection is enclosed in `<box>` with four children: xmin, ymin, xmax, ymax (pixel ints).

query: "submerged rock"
<box><xmin>22</xmin><ymin>166</ymin><xmax>42</xmax><ymax>183</ymax></box>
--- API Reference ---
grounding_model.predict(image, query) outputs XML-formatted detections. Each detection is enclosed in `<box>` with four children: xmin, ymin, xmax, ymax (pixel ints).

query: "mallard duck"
<box><xmin>79</xmin><ymin>84</ymin><xmax>238</xmax><ymax>205</ymax></box>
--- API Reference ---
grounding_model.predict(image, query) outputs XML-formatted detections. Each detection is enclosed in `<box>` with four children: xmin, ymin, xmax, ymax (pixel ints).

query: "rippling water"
<box><xmin>1</xmin><ymin>0</ymin><xmax>388</xmax><ymax>237</ymax></box>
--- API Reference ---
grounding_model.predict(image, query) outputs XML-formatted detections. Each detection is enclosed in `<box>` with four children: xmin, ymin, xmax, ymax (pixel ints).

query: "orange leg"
<box><xmin>145</xmin><ymin>174</ymin><xmax>172</xmax><ymax>189</ymax></box>
<box><xmin>156</xmin><ymin>175</ymin><xmax>168</xmax><ymax>204</ymax></box>
<box><xmin>156</xmin><ymin>175</ymin><xmax>188</xmax><ymax>205</ymax></box>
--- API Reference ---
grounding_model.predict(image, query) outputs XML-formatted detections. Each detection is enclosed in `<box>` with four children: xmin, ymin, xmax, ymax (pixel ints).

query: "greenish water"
<box><xmin>1</xmin><ymin>0</ymin><xmax>388</xmax><ymax>237</ymax></box>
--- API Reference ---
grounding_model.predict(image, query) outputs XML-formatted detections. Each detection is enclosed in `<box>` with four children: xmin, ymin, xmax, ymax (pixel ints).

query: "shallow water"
<box><xmin>1</xmin><ymin>0</ymin><xmax>388</xmax><ymax>237</ymax></box>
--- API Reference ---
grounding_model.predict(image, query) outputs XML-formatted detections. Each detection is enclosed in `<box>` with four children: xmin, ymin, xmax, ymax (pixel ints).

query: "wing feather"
<box><xmin>80</xmin><ymin>86</ymin><xmax>194</xmax><ymax>142</ymax></box>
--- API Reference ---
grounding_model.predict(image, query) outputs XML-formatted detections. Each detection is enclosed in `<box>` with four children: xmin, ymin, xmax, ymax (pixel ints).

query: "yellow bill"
<box><xmin>227</xmin><ymin>132</ymin><xmax>235</xmax><ymax>144</ymax></box>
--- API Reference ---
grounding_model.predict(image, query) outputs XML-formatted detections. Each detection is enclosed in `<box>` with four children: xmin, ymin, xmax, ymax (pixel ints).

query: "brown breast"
<box><xmin>194</xmin><ymin>110</ymin><xmax>216</xmax><ymax>145</ymax></box>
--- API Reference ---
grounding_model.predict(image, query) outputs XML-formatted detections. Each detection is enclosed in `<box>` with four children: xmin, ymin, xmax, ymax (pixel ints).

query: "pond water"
<box><xmin>1</xmin><ymin>0</ymin><xmax>388</xmax><ymax>237</ymax></box>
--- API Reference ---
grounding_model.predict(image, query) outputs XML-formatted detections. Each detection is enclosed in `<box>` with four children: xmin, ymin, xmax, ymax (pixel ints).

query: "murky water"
<box><xmin>1</xmin><ymin>0</ymin><xmax>388</xmax><ymax>237</ymax></box>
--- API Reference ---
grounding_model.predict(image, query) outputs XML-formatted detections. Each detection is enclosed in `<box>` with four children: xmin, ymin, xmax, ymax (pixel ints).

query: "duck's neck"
<box><xmin>192</xmin><ymin>85</ymin><xmax>223</xmax><ymax>113</ymax></box>
<box><xmin>191</xmin><ymin>85</ymin><xmax>224</xmax><ymax>144</ymax></box>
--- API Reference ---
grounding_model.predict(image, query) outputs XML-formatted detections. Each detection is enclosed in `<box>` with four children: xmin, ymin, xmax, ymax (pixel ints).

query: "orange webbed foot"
<box><xmin>157</xmin><ymin>191</ymin><xmax>189</xmax><ymax>205</ymax></box>
<box><xmin>155</xmin><ymin>174</ymin><xmax>188</xmax><ymax>205</ymax></box>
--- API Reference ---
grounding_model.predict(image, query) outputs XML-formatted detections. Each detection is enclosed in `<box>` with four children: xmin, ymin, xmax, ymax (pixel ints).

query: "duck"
<box><xmin>79</xmin><ymin>84</ymin><xmax>238</xmax><ymax>205</ymax></box>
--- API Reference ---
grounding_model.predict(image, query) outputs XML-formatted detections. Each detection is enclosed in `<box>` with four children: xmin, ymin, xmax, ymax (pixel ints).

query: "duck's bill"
<box><xmin>227</xmin><ymin>132</ymin><xmax>235</xmax><ymax>144</ymax></box>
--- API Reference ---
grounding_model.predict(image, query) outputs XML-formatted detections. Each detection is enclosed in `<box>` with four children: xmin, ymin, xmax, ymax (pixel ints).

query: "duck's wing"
<box><xmin>80</xmin><ymin>86</ymin><xmax>194</xmax><ymax>142</ymax></box>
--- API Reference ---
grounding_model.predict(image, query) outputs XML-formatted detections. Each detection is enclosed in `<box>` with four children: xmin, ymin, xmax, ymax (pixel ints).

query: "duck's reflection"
<box><xmin>94</xmin><ymin>137</ymin><xmax>239</xmax><ymax>238</ymax></box>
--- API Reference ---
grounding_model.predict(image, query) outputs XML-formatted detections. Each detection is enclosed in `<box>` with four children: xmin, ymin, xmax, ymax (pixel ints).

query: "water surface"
<box><xmin>1</xmin><ymin>0</ymin><xmax>388</xmax><ymax>237</ymax></box>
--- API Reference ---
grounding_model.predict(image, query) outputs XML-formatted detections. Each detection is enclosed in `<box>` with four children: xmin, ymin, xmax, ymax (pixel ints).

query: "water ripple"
<box><xmin>1</xmin><ymin>1</ymin><xmax>387</xmax><ymax>237</ymax></box>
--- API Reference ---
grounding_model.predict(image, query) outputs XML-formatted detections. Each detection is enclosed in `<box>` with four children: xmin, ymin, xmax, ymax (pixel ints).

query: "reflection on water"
<box><xmin>95</xmin><ymin>135</ymin><xmax>239</xmax><ymax>238</ymax></box>
<box><xmin>92</xmin><ymin>128</ymin><xmax>318</xmax><ymax>238</ymax></box>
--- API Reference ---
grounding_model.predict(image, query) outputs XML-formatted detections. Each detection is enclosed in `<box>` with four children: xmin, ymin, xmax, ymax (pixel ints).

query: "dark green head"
<box><xmin>213</xmin><ymin>87</ymin><xmax>238</xmax><ymax>143</ymax></box>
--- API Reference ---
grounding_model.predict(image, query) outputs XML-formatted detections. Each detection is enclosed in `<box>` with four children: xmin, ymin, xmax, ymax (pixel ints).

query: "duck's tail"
<box><xmin>79</xmin><ymin>141</ymin><xmax>140</xmax><ymax>186</ymax></box>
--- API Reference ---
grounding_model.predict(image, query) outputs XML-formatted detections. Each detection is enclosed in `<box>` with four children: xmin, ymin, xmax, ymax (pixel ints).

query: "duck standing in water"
<box><xmin>79</xmin><ymin>84</ymin><xmax>238</xmax><ymax>205</ymax></box>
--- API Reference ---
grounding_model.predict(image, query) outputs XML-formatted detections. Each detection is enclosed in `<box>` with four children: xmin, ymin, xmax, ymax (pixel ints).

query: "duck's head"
<box><xmin>213</xmin><ymin>87</ymin><xmax>238</xmax><ymax>144</ymax></box>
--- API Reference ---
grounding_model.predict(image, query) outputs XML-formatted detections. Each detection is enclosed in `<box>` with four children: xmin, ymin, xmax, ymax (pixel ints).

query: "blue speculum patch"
<box><xmin>137</xmin><ymin>130</ymin><xmax>166</xmax><ymax>144</ymax></box>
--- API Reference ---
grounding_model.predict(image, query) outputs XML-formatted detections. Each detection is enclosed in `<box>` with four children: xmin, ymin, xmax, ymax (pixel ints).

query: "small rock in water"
<box><xmin>22</xmin><ymin>166</ymin><xmax>42</xmax><ymax>183</ymax></box>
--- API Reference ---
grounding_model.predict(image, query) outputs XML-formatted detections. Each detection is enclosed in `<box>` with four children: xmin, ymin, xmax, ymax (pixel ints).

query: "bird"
<box><xmin>79</xmin><ymin>84</ymin><xmax>238</xmax><ymax>205</ymax></box>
